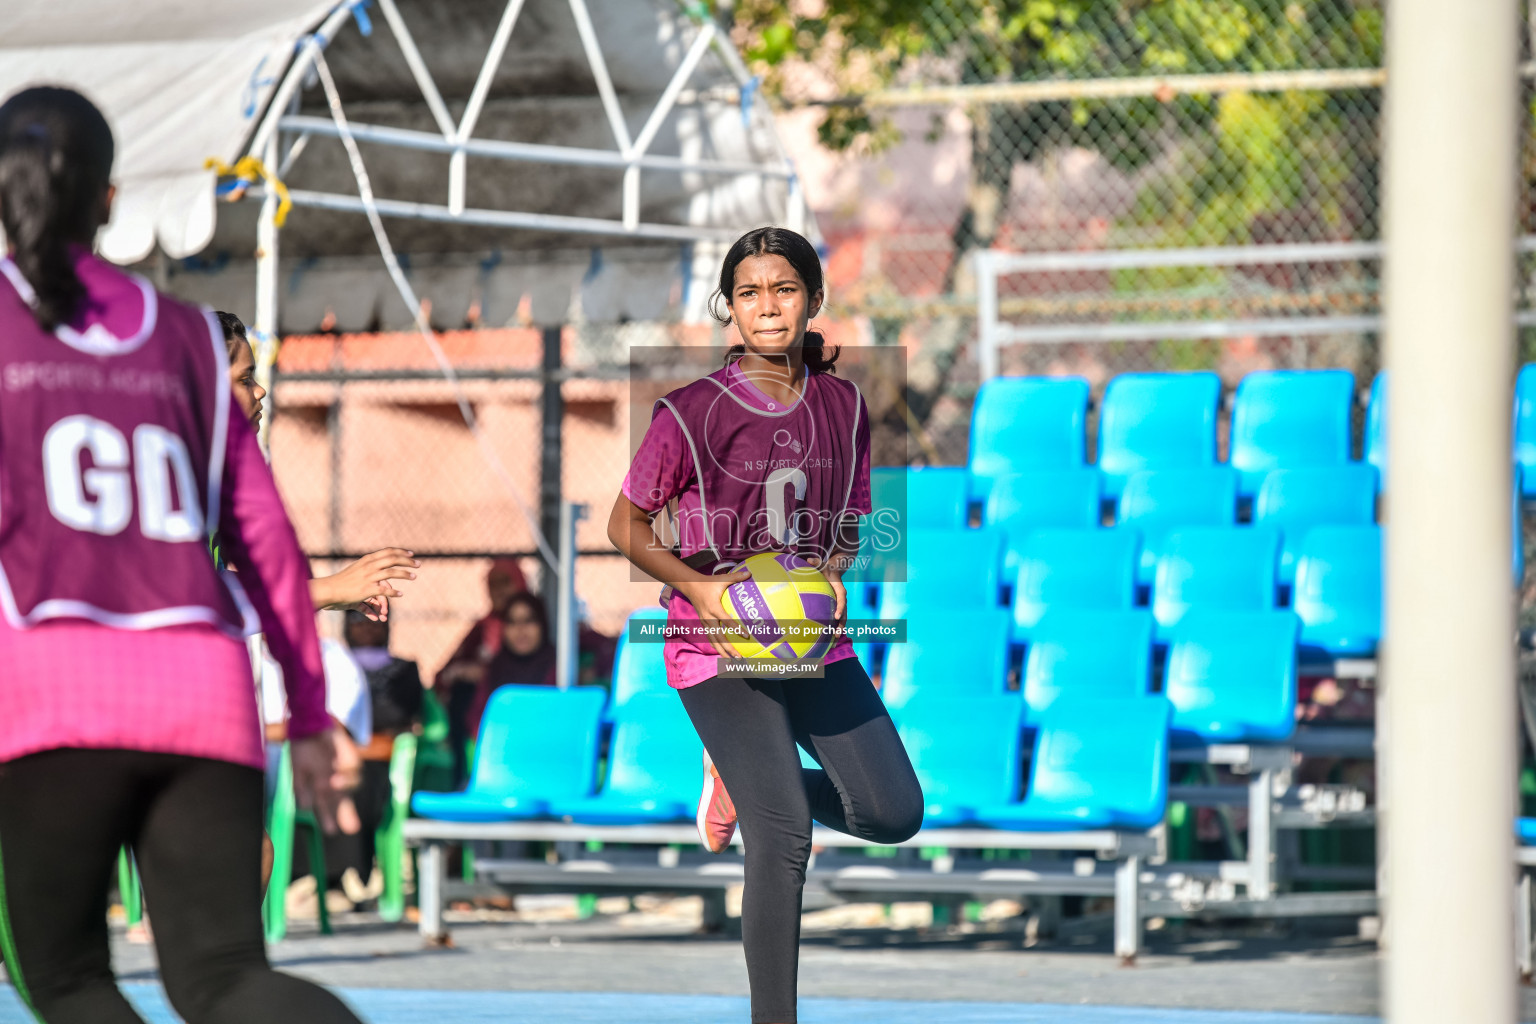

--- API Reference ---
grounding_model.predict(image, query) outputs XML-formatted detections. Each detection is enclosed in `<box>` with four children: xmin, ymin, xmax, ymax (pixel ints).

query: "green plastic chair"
<box><xmin>117</xmin><ymin>848</ymin><xmax>142</xmax><ymax>927</ymax></box>
<box><xmin>411</xmin><ymin>690</ymin><xmax>457</xmax><ymax>795</ymax></box>
<box><xmin>263</xmin><ymin>742</ymin><xmax>331</xmax><ymax>942</ymax></box>
<box><xmin>375</xmin><ymin>734</ymin><xmax>418</xmax><ymax>922</ymax></box>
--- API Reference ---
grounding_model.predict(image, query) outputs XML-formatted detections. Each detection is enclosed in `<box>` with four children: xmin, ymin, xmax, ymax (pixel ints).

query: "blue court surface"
<box><xmin>0</xmin><ymin>984</ymin><xmax>1379</xmax><ymax>1023</ymax></box>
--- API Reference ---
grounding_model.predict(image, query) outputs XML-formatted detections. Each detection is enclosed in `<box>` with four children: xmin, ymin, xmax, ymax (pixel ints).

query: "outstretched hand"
<box><xmin>289</xmin><ymin>726</ymin><xmax>362</xmax><ymax>836</ymax></box>
<box><xmin>311</xmin><ymin>548</ymin><xmax>420</xmax><ymax>620</ymax></box>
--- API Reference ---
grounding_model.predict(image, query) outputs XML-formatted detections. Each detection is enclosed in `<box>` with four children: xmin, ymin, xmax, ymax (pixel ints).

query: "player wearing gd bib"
<box><xmin>609</xmin><ymin>227</ymin><xmax>923</xmax><ymax>1024</ymax></box>
<box><xmin>0</xmin><ymin>87</ymin><xmax>364</xmax><ymax>1024</ymax></box>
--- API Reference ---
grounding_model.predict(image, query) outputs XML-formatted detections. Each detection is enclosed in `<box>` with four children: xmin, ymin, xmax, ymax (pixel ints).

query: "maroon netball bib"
<box><xmin>0</xmin><ymin>256</ymin><xmax>248</xmax><ymax>634</ymax></box>
<box><xmin>657</xmin><ymin>363</ymin><xmax>864</xmax><ymax>573</ymax></box>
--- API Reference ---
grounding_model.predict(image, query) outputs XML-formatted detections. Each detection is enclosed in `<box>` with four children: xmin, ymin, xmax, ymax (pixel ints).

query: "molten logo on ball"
<box><xmin>721</xmin><ymin>551</ymin><xmax>836</xmax><ymax>661</ymax></box>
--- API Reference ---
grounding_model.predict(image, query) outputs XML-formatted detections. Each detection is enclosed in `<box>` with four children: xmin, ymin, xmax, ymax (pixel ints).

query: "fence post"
<box><xmin>540</xmin><ymin>324</ymin><xmax>564</xmax><ymax>610</ymax></box>
<box><xmin>556</xmin><ymin>500</ymin><xmax>587</xmax><ymax>690</ymax></box>
<box><xmin>974</xmin><ymin>250</ymin><xmax>998</xmax><ymax>381</ymax></box>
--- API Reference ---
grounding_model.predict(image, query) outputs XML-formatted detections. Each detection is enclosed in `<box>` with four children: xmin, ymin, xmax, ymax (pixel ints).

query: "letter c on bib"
<box><xmin>764</xmin><ymin>466</ymin><xmax>808</xmax><ymax>546</ymax></box>
<box><xmin>43</xmin><ymin>414</ymin><xmax>132</xmax><ymax>536</ymax></box>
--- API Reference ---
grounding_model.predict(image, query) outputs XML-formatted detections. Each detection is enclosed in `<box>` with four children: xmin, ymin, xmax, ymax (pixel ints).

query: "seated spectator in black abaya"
<box><xmin>466</xmin><ymin>592</ymin><xmax>556</xmax><ymax>738</ymax></box>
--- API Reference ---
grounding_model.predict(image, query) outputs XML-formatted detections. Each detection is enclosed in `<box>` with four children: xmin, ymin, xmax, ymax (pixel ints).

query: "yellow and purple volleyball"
<box><xmin>721</xmin><ymin>552</ymin><xmax>837</xmax><ymax>660</ymax></box>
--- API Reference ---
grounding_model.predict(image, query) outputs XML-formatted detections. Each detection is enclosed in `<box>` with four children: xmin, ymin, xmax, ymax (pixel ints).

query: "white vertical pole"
<box><xmin>974</xmin><ymin>251</ymin><xmax>999</xmax><ymax>381</ymax></box>
<box><xmin>254</xmin><ymin>130</ymin><xmax>281</xmax><ymax>453</ymax></box>
<box><xmin>1382</xmin><ymin>1</ymin><xmax>1518</xmax><ymax>1022</ymax></box>
<box><xmin>555</xmin><ymin>501</ymin><xmax>587</xmax><ymax>690</ymax></box>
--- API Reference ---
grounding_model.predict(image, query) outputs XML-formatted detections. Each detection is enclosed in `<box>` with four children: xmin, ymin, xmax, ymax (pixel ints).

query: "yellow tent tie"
<box><xmin>204</xmin><ymin>155</ymin><xmax>292</xmax><ymax>228</ymax></box>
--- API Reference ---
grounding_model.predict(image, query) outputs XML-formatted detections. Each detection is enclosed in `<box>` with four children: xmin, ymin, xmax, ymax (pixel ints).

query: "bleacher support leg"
<box><xmin>1113</xmin><ymin>854</ymin><xmax>1142</xmax><ymax>965</ymax></box>
<box><xmin>701</xmin><ymin>891</ymin><xmax>728</xmax><ymax>934</ymax></box>
<box><xmin>419</xmin><ymin>841</ymin><xmax>447</xmax><ymax>944</ymax></box>
<box><xmin>1248</xmin><ymin>767</ymin><xmax>1275</xmax><ymax>899</ymax></box>
<box><xmin>1031</xmin><ymin>895</ymin><xmax>1062</xmax><ymax>942</ymax></box>
<box><xmin>1518</xmin><ymin>871</ymin><xmax>1533</xmax><ymax>981</ymax></box>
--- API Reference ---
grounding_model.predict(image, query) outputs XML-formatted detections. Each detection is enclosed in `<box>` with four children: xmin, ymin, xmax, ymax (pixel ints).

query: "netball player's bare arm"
<box><xmin>607</xmin><ymin>492</ymin><xmax>747</xmax><ymax>659</ymax></box>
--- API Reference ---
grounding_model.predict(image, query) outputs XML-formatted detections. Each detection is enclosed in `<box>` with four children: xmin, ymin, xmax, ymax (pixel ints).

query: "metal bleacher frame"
<box><xmin>1516</xmin><ymin>846</ymin><xmax>1536</xmax><ymax>979</ymax></box>
<box><xmin>1160</xmin><ymin>727</ymin><xmax>1377</xmax><ymax>920</ymax></box>
<box><xmin>403</xmin><ymin>700</ymin><xmax>1379</xmax><ymax>961</ymax></box>
<box><xmin>404</xmin><ymin>819</ymin><xmax>1158</xmax><ymax>958</ymax></box>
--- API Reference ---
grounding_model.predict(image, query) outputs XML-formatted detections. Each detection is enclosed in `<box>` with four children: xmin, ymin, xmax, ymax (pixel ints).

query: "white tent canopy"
<box><xmin>3</xmin><ymin>0</ymin><xmax>334</xmax><ymax>263</ymax></box>
<box><xmin>0</xmin><ymin>0</ymin><xmax>810</xmax><ymax>327</ymax></box>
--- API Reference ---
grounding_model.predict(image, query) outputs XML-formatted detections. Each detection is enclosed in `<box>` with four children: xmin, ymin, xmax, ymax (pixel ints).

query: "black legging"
<box><xmin>678</xmin><ymin>657</ymin><xmax>924</xmax><ymax>1024</ymax></box>
<box><xmin>0</xmin><ymin>748</ymin><xmax>363</xmax><ymax>1024</ymax></box>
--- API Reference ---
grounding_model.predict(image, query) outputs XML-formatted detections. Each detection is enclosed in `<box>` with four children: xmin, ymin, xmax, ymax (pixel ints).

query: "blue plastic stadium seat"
<box><xmin>1516</xmin><ymin>466</ymin><xmax>1526</xmax><ymax>588</ymax></box>
<box><xmin>977</xmin><ymin>697</ymin><xmax>1171</xmax><ymax>832</ymax></box>
<box><xmin>412</xmin><ymin>686</ymin><xmax>606</xmax><ymax>822</ymax></box>
<box><xmin>1021</xmin><ymin>610</ymin><xmax>1153</xmax><ymax>725</ymax></box>
<box><xmin>871</xmin><ymin>466</ymin><xmax>969</xmax><ymax>532</ymax></box>
<box><xmin>1518</xmin><ymin>818</ymin><xmax>1536</xmax><ymax>845</ymax></box>
<box><xmin>1151</xmin><ymin>527</ymin><xmax>1280</xmax><ymax>640</ymax></box>
<box><xmin>984</xmin><ymin>469</ymin><xmax>1101</xmax><ymax>578</ymax></box>
<box><xmin>1292</xmin><ymin>525</ymin><xmax>1382</xmax><ymax>657</ymax></box>
<box><xmin>967</xmin><ymin>376</ymin><xmax>1090</xmax><ymax>502</ymax></box>
<box><xmin>1253</xmin><ymin>466</ymin><xmax>1378</xmax><ymax>587</ymax></box>
<box><xmin>1164</xmin><ymin>610</ymin><xmax>1299</xmax><ymax>746</ymax></box>
<box><xmin>1011</xmin><ymin>529</ymin><xmax>1139</xmax><ymax>643</ymax></box>
<box><xmin>1096</xmin><ymin>372</ymin><xmax>1221</xmax><ymax>500</ymax></box>
<box><xmin>854</xmin><ymin>641</ymin><xmax>884</xmax><ymax>678</ymax></box>
<box><xmin>858</xmin><ymin>469</ymin><xmax>969</xmax><ymax>587</ymax></box>
<box><xmin>1517</xmin><ymin>366</ymin><xmax>1536</xmax><ymax>498</ymax></box>
<box><xmin>1116</xmin><ymin>467</ymin><xmax>1238</xmax><ymax>586</ymax></box>
<box><xmin>549</xmin><ymin>693</ymin><xmax>701</xmax><ymax>825</ymax></box>
<box><xmin>891</xmin><ymin>696</ymin><xmax>1026</xmax><ymax>827</ymax></box>
<box><xmin>1229</xmin><ymin>370</ymin><xmax>1356</xmax><ymax>498</ymax></box>
<box><xmin>881</xmin><ymin>608</ymin><xmax>1012</xmax><ymax>710</ymax></box>
<box><xmin>878</xmin><ymin>527</ymin><xmax>1005</xmax><ymax>618</ymax></box>
<box><xmin>609</xmin><ymin>607</ymin><xmax>670</xmax><ymax>715</ymax></box>
<box><xmin>1364</xmin><ymin>373</ymin><xmax>1387</xmax><ymax>485</ymax></box>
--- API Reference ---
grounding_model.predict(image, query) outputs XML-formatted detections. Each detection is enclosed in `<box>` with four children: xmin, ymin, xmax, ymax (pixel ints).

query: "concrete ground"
<box><xmin>4</xmin><ymin>896</ymin><xmax>1532</xmax><ymax>1022</ymax></box>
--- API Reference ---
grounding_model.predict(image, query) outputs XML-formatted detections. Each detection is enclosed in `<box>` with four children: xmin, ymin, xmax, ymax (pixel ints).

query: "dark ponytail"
<box><xmin>0</xmin><ymin>87</ymin><xmax>115</xmax><ymax>331</ymax></box>
<box><xmin>711</xmin><ymin>225</ymin><xmax>839</xmax><ymax>375</ymax></box>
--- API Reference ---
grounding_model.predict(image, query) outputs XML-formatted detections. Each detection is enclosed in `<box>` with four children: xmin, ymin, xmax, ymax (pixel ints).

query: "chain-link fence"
<box><xmin>266</xmin><ymin>1</ymin><xmax>1536</xmax><ymax>672</ymax></box>
<box><xmin>716</xmin><ymin>0</ymin><xmax>1411</xmax><ymax>471</ymax></box>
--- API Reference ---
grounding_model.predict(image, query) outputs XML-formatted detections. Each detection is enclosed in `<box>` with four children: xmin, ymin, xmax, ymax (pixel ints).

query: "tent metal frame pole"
<box><xmin>246</xmin><ymin>2</ymin><xmax>356</xmax><ymax>165</ymax></box>
<box><xmin>623</xmin><ymin>20</ymin><xmax>717</xmax><ymax>230</ymax></box>
<box><xmin>253</xmin><ymin>128</ymin><xmax>281</xmax><ymax>452</ymax></box>
<box><xmin>276</xmin><ymin>115</ymin><xmax>792</xmax><ymax>179</ymax></box>
<box><xmin>373</xmin><ymin>0</ymin><xmax>457</xmax><ymax>138</ymax></box>
<box><xmin>275</xmin><ymin>187</ymin><xmax>742</xmax><ymax>243</ymax></box>
<box><xmin>450</xmin><ymin>0</ymin><xmax>529</xmax><ymax>215</ymax></box>
<box><xmin>566</xmin><ymin>0</ymin><xmax>634</xmax><ymax>155</ymax></box>
<box><xmin>243</xmin><ymin>2</ymin><xmax>804</xmax><ymax>273</ymax></box>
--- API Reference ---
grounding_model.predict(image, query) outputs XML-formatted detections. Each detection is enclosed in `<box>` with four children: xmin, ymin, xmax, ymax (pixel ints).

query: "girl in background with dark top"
<box><xmin>466</xmin><ymin>591</ymin><xmax>557</xmax><ymax>736</ymax></box>
<box><xmin>217</xmin><ymin>310</ymin><xmax>420</xmax><ymax>622</ymax></box>
<box><xmin>337</xmin><ymin>610</ymin><xmax>423</xmax><ymax>898</ymax></box>
<box><xmin>436</xmin><ymin>558</ymin><xmax>528</xmax><ymax>783</ymax></box>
